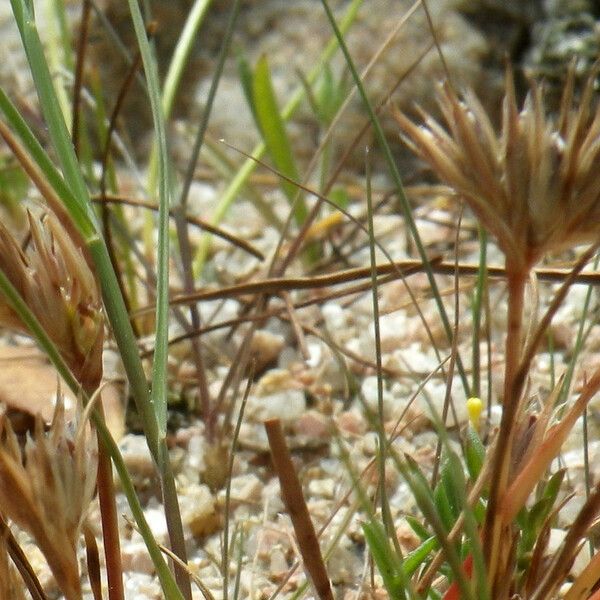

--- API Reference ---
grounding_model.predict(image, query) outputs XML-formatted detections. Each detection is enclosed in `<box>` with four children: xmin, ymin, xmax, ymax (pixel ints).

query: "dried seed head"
<box><xmin>0</xmin><ymin>212</ymin><xmax>103</xmax><ymax>391</ymax></box>
<box><xmin>0</xmin><ymin>400</ymin><xmax>97</xmax><ymax>600</ymax></box>
<box><xmin>395</xmin><ymin>64</ymin><xmax>600</xmax><ymax>272</ymax></box>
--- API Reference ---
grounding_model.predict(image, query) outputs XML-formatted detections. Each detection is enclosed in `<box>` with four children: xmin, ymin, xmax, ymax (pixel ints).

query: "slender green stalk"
<box><xmin>192</xmin><ymin>0</ymin><xmax>365</xmax><ymax>275</ymax></box>
<box><xmin>318</xmin><ymin>0</ymin><xmax>469</xmax><ymax>395</ymax></box>
<box><xmin>10</xmin><ymin>0</ymin><xmax>95</xmax><ymax>230</ymax></box>
<box><xmin>42</xmin><ymin>0</ymin><xmax>73</xmax><ymax>129</ymax></box>
<box><xmin>365</xmin><ymin>149</ymin><xmax>393</xmax><ymax>541</ymax></box>
<box><xmin>123</xmin><ymin>0</ymin><xmax>170</xmax><ymax>438</ymax></box>
<box><xmin>471</xmin><ymin>226</ymin><xmax>487</xmax><ymax>397</ymax></box>
<box><xmin>124</xmin><ymin>3</ymin><xmax>191</xmax><ymax>596</ymax></box>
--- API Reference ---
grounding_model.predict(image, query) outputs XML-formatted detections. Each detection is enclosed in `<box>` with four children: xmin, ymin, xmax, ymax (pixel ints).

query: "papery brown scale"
<box><xmin>441</xmin><ymin>86</ymin><xmax>498</xmax><ymax>199</ymax></box>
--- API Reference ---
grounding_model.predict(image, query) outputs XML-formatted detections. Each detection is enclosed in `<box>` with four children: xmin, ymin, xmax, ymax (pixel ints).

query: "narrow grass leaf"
<box><xmin>362</xmin><ymin>520</ymin><xmax>407</xmax><ymax>600</ymax></box>
<box><xmin>0</xmin><ymin>88</ymin><xmax>93</xmax><ymax>239</ymax></box>
<box><xmin>252</xmin><ymin>55</ymin><xmax>307</xmax><ymax>224</ymax></box>
<box><xmin>405</xmin><ymin>515</ymin><xmax>431</xmax><ymax>542</ymax></box>
<box><xmin>124</xmin><ymin>0</ymin><xmax>171</xmax><ymax>439</ymax></box>
<box><xmin>236</xmin><ymin>50</ymin><xmax>257</xmax><ymax>122</ymax></box>
<box><xmin>464</xmin><ymin>427</ymin><xmax>485</xmax><ymax>481</ymax></box>
<box><xmin>403</xmin><ymin>536</ymin><xmax>438</xmax><ymax>579</ymax></box>
<box><xmin>9</xmin><ymin>0</ymin><xmax>93</xmax><ymax>226</ymax></box>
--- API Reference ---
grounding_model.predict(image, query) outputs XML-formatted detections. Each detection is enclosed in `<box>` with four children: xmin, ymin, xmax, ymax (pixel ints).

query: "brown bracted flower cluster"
<box><xmin>0</xmin><ymin>211</ymin><xmax>103</xmax><ymax>392</ymax></box>
<box><xmin>0</xmin><ymin>401</ymin><xmax>97</xmax><ymax>600</ymax></box>
<box><xmin>394</xmin><ymin>65</ymin><xmax>600</xmax><ymax>272</ymax></box>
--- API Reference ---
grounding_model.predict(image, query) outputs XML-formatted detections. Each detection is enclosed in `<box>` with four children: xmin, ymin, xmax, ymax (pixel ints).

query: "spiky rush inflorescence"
<box><xmin>0</xmin><ymin>401</ymin><xmax>97</xmax><ymax>600</ymax></box>
<box><xmin>394</xmin><ymin>64</ymin><xmax>600</xmax><ymax>273</ymax></box>
<box><xmin>0</xmin><ymin>211</ymin><xmax>104</xmax><ymax>392</ymax></box>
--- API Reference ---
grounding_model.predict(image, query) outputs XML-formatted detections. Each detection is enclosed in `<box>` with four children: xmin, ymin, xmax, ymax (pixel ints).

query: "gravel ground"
<box><xmin>1</xmin><ymin>1</ymin><xmax>600</xmax><ymax>598</ymax></box>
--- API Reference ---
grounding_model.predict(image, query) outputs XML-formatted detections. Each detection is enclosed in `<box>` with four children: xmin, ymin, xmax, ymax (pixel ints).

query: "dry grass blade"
<box><xmin>0</xmin><ymin>517</ymin><xmax>29</xmax><ymax>600</ymax></box>
<box><xmin>0</xmin><ymin>401</ymin><xmax>97</xmax><ymax>600</ymax></box>
<box><xmin>0</xmin><ymin>512</ymin><xmax>47</xmax><ymax>600</ymax></box>
<box><xmin>564</xmin><ymin>549</ymin><xmax>600</xmax><ymax>600</ymax></box>
<box><xmin>502</xmin><ymin>366</ymin><xmax>600</xmax><ymax>523</ymax></box>
<box><xmin>530</xmin><ymin>480</ymin><xmax>600</xmax><ymax>600</ymax></box>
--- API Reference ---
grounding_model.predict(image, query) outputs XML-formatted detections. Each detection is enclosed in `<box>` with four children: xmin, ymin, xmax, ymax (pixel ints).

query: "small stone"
<box><xmin>293</xmin><ymin>410</ymin><xmax>331</xmax><ymax>439</ymax></box>
<box><xmin>141</xmin><ymin>505</ymin><xmax>169</xmax><ymax>545</ymax></box>
<box><xmin>180</xmin><ymin>483</ymin><xmax>220</xmax><ymax>539</ymax></box>
<box><xmin>247</xmin><ymin>389</ymin><xmax>306</xmax><ymax>422</ymax></box>
<box><xmin>360</xmin><ymin>376</ymin><xmax>395</xmax><ymax>418</ymax></box>
<box><xmin>121</xmin><ymin>541</ymin><xmax>155</xmax><ymax>574</ymax></box>
<box><xmin>228</xmin><ymin>473</ymin><xmax>263</xmax><ymax>503</ymax></box>
<box><xmin>269</xmin><ymin>546</ymin><xmax>289</xmax><ymax>578</ymax></box>
<box><xmin>250</xmin><ymin>330</ymin><xmax>285</xmax><ymax>373</ymax></box>
<box><xmin>119</xmin><ymin>434</ymin><xmax>156</xmax><ymax>481</ymax></box>
<box><xmin>124</xmin><ymin>573</ymin><xmax>162</xmax><ymax>599</ymax></box>
<box><xmin>336</xmin><ymin>410</ymin><xmax>367</xmax><ymax>435</ymax></box>
<box><xmin>322</xmin><ymin>302</ymin><xmax>349</xmax><ymax>332</ymax></box>
<box><xmin>308</xmin><ymin>478</ymin><xmax>335</xmax><ymax>498</ymax></box>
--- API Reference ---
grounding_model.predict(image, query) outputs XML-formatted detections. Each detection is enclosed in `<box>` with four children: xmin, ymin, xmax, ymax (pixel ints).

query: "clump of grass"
<box><xmin>396</xmin><ymin>62</ymin><xmax>600</xmax><ymax>597</ymax></box>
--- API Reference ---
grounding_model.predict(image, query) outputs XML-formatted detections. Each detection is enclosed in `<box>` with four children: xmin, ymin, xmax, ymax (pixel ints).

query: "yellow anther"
<box><xmin>466</xmin><ymin>396</ymin><xmax>483</xmax><ymax>430</ymax></box>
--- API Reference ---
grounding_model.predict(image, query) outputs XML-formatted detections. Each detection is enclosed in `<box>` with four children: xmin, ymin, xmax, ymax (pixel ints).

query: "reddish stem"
<box><xmin>483</xmin><ymin>264</ymin><xmax>528</xmax><ymax>594</ymax></box>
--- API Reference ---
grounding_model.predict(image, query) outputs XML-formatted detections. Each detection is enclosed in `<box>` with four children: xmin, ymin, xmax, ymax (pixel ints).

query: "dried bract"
<box><xmin>0</xmin><ymin>401</ymin><xmax>97</xmax><ymax>600</ymax></box>
<box><xmin>0</xmin><ymin>211</ymin><xmax>103</xmax><ymax>391</ymax></box>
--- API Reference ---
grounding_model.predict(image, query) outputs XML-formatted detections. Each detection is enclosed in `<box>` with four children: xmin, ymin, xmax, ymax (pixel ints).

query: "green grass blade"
<box><xmin>403</xmin><ymin>537</ymin><xmax>438</xmax><ymax>579</ymax></box>
<box><xmin>236</xmin><ymin>50</ymin><xmax>257</xmax><ymax>122</ymax></box>
<box><xmin>10</xmin><ymin>0</ymin><xmax>93</xmax><ymax>226</ymax></box>
<box><xmin>163</xmin><ymin>0</ymin><xmax>212</xmax><ymax>116</ymax></box>
<box><xmin>123</xmin><ymin>6</ymin><xmax>191</xmax><ymax>598</ymax></box>
<box><xmin>403</xmin><ymin>458</ymin><xmax>475</xmax><ymax>600</ymax></box>
<box><xmin>192</xmin><ymin>0</ymin><xmax>365</xmax><ymax>274</ymax></box>
<box><xmin>363</xmin><ymin>520</ymin><xmax>407</xmax><ymax>600</ymax></box>
<box><xmin>124</xmin><ymin>0</ymin><xmax>171</xmax><ymax>438</ymax></box>
<box><xmin>0</xmin><ymin>88</ymin><xmax>93</xmax><ymax>239</ymax></box>
<box><xmin>465</xmin><ymin>426</ymin><xmax>485</xmax><ymax>481</ymax></box>
<box><xmin>252</xmin><ymin>55</ymin><xmax>307</xmax><ymax>224</ymax></box>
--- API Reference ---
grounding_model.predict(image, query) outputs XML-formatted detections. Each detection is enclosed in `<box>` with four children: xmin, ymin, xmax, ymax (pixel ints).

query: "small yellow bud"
<box><xmin>466</xmin><ymin>396</ymin><xmax>483</xmax><ymax>430</ymax></box>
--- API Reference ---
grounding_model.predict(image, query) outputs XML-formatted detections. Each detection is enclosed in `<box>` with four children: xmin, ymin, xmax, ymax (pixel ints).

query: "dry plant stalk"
<box><xmin>0</xmin><ymin>522</ymin><xmax>28</xmax><ymax>600</ymax></box>
<box><xmin>0</xmin><ymin>401</ymin><xmax>97</xmax><ymax>600</ymax></box>
<box><xmin>264</xmin><ymin>418</ymin><xmax>334</xmax><ymax>600</ymax></box>
<box><xmin>396</xmin><ymin>62</ymin><xmax>600</xmax><ymax>597</ymax></box>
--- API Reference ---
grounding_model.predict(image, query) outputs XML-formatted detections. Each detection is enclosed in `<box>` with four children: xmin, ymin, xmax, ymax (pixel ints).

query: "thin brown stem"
<box><xmin>264</xmin><ymin>419</ymin><xmax>334</xmax><ymax>600</ymax></box>
<box><xmin>93</xmin><ymin>403</ymin><xmax>125</xmax><ymax>600</ymax></box>
<box><xmin>483</xmin><ymin>263</ymin><xmax>528</xmax><ymax>594</ymax></box>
